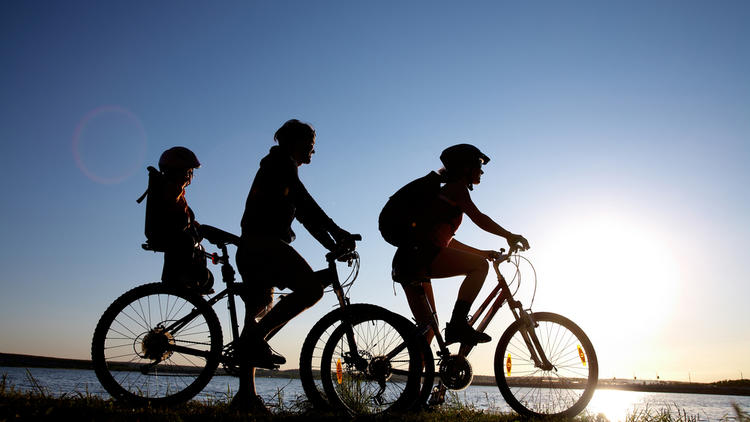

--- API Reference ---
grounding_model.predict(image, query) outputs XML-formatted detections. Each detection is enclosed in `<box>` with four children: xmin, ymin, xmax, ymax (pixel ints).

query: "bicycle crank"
<box><xmin>220</xmin><ymin>342</ymin><xmax>241</xmax><ymax>377</ymax></box>
<box><xmin>439</xmin><ymin>354</ymin><xmax>473</xmax><ymax>390</ymax></box>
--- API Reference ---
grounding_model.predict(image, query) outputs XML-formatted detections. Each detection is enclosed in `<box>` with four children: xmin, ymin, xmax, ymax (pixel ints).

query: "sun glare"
<box><xmin>538</xmin><ymin>211</ymin><xmax>682</xmax><ymax>376</ymax></box>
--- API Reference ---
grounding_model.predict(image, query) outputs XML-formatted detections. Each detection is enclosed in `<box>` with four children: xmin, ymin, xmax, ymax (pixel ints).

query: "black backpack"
<box><xmin>378</xmin><ymin>172</ymin><xmax>442</xmax><ymax>247</ymax></box>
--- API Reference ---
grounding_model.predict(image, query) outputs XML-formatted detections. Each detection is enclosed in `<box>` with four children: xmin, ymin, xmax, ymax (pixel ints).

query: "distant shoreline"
<box><xmin>2</xmin><ymin>352</ymin><xmax>749</xmax><ymax>397</ymax></box>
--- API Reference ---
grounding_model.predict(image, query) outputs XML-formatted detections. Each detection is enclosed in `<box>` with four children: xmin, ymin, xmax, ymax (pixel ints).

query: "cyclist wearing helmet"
<box><xmin>148</xmin><ymin>146</ymin><xmax>213</xmax><ymax>292</ymax></box>
<box><xmin>393</xmin><ymin>144</ymin><xmax>529</xmax><ymax>345</ymax></box>
<box><xmin>233</xmin><ymin>119</ymin><xmax>354</xmax><ymax>410</ymax></box>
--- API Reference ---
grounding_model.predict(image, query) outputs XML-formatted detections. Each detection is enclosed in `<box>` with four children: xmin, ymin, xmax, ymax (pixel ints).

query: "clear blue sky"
<box><xmin>1</xmin><ymin>1</ymin><xmax>748</xmax><ymax>383</ymax></box>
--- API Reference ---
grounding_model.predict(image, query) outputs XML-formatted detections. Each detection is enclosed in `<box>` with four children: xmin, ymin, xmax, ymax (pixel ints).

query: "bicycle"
<box><xmin>378</xmin><ymin>247</ymin><xmax>599</xmax><ymax>418</ymax></box>
<box><xmin>91</xmin><ymin>225</ymin><xmax>425</xmax><ymax>413</ymax></box>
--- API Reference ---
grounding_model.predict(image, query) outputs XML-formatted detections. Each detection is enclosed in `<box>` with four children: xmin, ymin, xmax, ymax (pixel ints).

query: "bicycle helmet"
<box><xmin>158</xmin><ymin>146</ymin><xmax>201</xmax><ymax>171</ymax></box>
<box><xmin>440</xmin><ymin>144</ymin><xmax>490</xmax><ymax>170</ymax></box>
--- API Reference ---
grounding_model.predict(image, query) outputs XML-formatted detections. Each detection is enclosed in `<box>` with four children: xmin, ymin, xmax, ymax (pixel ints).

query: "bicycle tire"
<box><xmin>318</xmin><ymin>306</ymin><xmax>424</xmax><ymax>414</ymax></box>
<box><xmin>494</xmin><ymin>312</ymin><xmax>598</xmax><ymax>418</ymax></box>
<box><xmin>414</xmin><ymin>330</ymin><xmax>436</xmax><ymax>409</ymax></box>
<box><xmin>91</xmin><ymin>283</ymin><xmax>223</xmax><ymax>405</ymax></box>
<box><xmin>298</xmin><ymin>304</ymin><xmax>371</xmax><ymax>410</ymax></box>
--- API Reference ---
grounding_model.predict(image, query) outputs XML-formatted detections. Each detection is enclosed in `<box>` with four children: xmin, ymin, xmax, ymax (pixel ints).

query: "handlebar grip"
<box><xmin>352</xmin><ymin>234</ymin><xmax>362</xmax><ymax>241</ymax></box>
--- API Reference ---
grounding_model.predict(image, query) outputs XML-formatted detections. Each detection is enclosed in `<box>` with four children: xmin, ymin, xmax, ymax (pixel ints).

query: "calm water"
<box><xmin>2</xmin><ymin>367</ymin><xmax>749</xmax><ymax>421</ymax></box>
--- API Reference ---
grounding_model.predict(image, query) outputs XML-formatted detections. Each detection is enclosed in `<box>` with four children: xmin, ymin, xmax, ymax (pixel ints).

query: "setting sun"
<box><xmin>538</xmin><ymin>209</ymin><xmax>682</xmax><ymax>377</ymax></box>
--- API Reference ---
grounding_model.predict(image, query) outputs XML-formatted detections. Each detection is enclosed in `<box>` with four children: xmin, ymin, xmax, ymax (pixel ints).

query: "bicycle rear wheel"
<box><xmin>494</xmin><ymin>312</ymin><xmax>598</xmax><ymax>418</ymax></box>
<box><xmin>318</xmin><ymin>307</ymin><xmax>424</xmax><ymax>415</ymax></box>
<box><xmin>91</xmin><ymin>283</ymin><xmax>223</xmax><ymax>405</ymax></box>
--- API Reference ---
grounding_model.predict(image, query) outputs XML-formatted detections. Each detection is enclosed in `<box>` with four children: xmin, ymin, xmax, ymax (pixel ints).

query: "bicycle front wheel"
<box><xmin>91</xmin><ymin>283</ymin><xmax>223</xmax><ymax>405</ymax></box>
<box><xmin>299</xmin><ymin>304</ymin><xmax>377</xmax><ymax>410</ymax></box>
<box><xmin>319</xmin><ymin>307</ymin><xmax>424</xmax><ymax>415</ymax></box>
<box><xmin>494</xmin><ymin>312</ymin><xmax>598</xmax><ymax>418</ymax></box>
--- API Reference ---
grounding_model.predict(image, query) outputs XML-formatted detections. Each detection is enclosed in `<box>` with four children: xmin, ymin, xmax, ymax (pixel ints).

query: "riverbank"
<box><xmin>3</xmin><ymin>352</ymin><xmax>749</xmax><ymax>397</ymax></box>
<box><xmin>3</xmin><ymin>367</ymin><xmax>750</xmax><ymax>422</ymax></box>
<box><xmin>0</xmin><ymin>374</ymin><xmax>587</xmax><ymax>422</ymax></box>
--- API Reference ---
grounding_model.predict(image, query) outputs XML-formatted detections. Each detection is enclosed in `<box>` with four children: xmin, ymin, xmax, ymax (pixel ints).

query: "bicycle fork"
<box><xmin>510</xmin><ymin>303</ymin><xmax>555</xmax><ymax>371</ymax></box>
<box><xmin>326</xmin><ymin>268</ymin><xmax>393</xmax><ymax>404</ymax></box>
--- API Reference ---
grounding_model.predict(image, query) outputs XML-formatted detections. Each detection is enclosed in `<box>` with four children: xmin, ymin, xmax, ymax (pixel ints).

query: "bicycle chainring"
<box><xmin>221</xmin><ymin>343</ymin><xmax>240</xmax><ymax>377</ymax></box>
<box><xmin>439</xmin><ymin>354</ymin><xmax>473</xmax><ymax>390</ymax></box>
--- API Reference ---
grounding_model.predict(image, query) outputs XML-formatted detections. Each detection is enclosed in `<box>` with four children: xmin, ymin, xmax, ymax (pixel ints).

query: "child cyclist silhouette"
<box><xmin>144</xmin><ymin>146</ymin><xmax>213</xmax><ymax>292</ymax></box>
<box><xmin>387</xmin><ymin>144</ymin><xmax>530</xmax><ymax>345</ymax></box>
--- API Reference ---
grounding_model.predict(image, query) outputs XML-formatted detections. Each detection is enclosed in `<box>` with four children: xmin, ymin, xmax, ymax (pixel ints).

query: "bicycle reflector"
<box><xmin>506</xmin><ymin>353</ymin><xmax>512</xmax><ymax>376</ymax></box>
<box><xmin>578</xmin><ymin>345</ymin><xmax>587</xmax><ymax>366</ymax></box>
<box><xmin>336</xmin><ymin>359</ymin><xmax>343</xmax><ymax>384</ymax></box>
<box><xmin>211</xmin><ymin>253</ymin><xmax>219</xmax><ymax>265</ymax></box>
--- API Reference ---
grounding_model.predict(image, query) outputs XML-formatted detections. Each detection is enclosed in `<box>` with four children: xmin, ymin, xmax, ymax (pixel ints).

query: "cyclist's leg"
<box><xmin>253</xmin><ymin>241</ymin><xmax>323</xmax><ymax>337</ymax></box>
<box><xmin>428</xmin><ymin>247</ymin><xmax>490</xmax><ymax>344</ymax></box>
<box><xmin>428</xmin><ymin>246</ymin><xmax>489</xmax><ymax>303</ymax></box>
<box><xmin>402</xmin><ymin>282</ymin><xmax>437</xmax><ymax>344</ymax></box>
<box><xmin>234</xmin><ymin>240</ymin><xmax>285</xmax><ymax>408</ymax></box>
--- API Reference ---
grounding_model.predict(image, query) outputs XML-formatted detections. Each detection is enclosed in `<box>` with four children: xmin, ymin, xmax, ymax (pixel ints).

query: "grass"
<box><xmin>2</xmin><ymin>373</ymin><xmax>749</xmax><ymax>422</ymax></box>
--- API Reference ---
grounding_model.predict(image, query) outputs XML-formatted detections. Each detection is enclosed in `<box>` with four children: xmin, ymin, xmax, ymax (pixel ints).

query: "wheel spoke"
<box><xmin>93</xmin><ymin>284</ymin><xmax>222</xmax><ymax>405</ymax></box>
<box><xmin>495</xmin><ymin>312</ymin><xmax>597</xmax><ymax>418</ymax></box>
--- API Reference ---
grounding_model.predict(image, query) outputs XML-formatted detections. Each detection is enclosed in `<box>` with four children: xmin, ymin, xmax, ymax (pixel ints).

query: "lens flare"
<box><xmin>72</xmin><ymin>105</ymin><xmax>147</xmax><ymax>184</ymax></box>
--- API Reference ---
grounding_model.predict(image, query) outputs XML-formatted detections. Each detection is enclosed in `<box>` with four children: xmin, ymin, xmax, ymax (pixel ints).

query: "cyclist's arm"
<box><xmin>294</xmin><ymin>180</ymin><xmax>340</xmax><ymax>251</ymax></box>
<box><xmin>449</xmin><ymin>183</ymin><xmax>530</xmax><ymax>250</ymax></box>
<box><xmin>448</xmin><ymin>184</ymin><xmax>513</xmax><ymax>238</ymax></box>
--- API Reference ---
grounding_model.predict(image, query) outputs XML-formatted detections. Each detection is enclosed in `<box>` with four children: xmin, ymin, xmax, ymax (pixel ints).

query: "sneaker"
<box><xmin>245</xmin><ymin>336</ymin><xmax>286</xmax><ymax>369</ymax></box>
<box><xmin>444</xmin><ymin>320</ymin><xmax>491</xmax><ymax>345</ymax></box>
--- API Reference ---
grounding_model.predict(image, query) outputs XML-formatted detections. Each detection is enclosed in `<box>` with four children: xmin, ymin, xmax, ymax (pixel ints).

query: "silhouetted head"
<box><xmin>274</xmin><ymin>119</ymin><xmax>316</xmax><ymax>165</ymax></box>
<box><xmin>439</xmin><ymin>144</ymin><xmax>490</xmax><ymax>189</ymax></box>
<box><xmin>159</xmin><ymin>146</ymin><xmax>200</xmax><ymax>187</ymax></box>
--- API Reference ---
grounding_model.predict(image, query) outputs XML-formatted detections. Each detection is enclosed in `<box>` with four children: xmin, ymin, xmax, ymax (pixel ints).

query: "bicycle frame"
<box><xmin>462</xmin><ymin>259</ymin><xmax>553</xmax><ymax>370</ymax></box>
<box><xmin>158</xmin><ymin>238</ymin><xmax>365</xmax><ymax>367</ymax></box>
<box><xmin>413</xmin><ymin>253</ymin><xmax>555</xmax><ymax>376</ymax></box>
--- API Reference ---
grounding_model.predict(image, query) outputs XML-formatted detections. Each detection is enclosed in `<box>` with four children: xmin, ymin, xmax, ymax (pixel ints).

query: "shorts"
<box><xmin>391</xmin><ymin>243</ymin><xmax>442</xmax><ymax>285</ymax></box>
<box><xmin>236</xmin><ymin>236</ymin><xmax>313</xmax><ymax>291</ymax></box>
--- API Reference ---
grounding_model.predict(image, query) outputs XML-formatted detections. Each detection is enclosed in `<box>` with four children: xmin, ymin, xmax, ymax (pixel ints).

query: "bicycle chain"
<box><xmin>173</xmin><ymin>338</ymin><xmax>212</xmax><ymax>346</ymax></box>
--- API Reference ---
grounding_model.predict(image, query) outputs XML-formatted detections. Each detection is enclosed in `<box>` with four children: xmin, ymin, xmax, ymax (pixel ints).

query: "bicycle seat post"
<box><xmin>216</xmin><ymin>242</ymin><xmax>241</xmax><ymax>344</ymax></box>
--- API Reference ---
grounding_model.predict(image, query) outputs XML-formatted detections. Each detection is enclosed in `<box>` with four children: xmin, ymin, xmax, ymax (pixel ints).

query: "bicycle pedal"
<box><xmin>427</xmin><ymin>385</ymin><xmax>447</xmax><ymax>406</ymax></box>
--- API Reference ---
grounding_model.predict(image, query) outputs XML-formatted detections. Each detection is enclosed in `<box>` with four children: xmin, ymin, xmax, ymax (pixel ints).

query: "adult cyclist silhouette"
<box><xmin>391</xmin><ymin>144</ymin><xmax>530</xmax><ymax>345</ymax></box>
<box><xmin>232</xmin><ymin>119</ymin><xmax>354</xmax><ymax>411</ymax></box>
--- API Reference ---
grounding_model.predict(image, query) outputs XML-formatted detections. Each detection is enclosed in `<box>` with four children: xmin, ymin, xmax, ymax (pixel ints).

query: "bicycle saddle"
<box><xmin>141</xmin><ymin>241</ymin><xmax>166</xmax><ymax>252</ymax></box>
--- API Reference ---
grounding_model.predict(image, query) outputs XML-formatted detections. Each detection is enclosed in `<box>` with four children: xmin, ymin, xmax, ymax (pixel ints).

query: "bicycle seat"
<box><xmin>200</xmin><ymin>225</ymin><xmax>240</xmax><ymax>246</ymax></box>
<box><xmin>141</xmin><ymin>241</ymin><xmax>166</xmax><ymax>252</ymax></box>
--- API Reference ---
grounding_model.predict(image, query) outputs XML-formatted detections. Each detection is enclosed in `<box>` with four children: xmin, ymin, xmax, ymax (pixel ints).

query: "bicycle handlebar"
<box><xmin>496</xmin><ymin>245</ymin><xmax>521</xmax><ymax>263</ymax></box>
<box><xmin>325</xmin><ymin>233</ymin><xmax>362</xmax><ymax>262</ymax></box>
